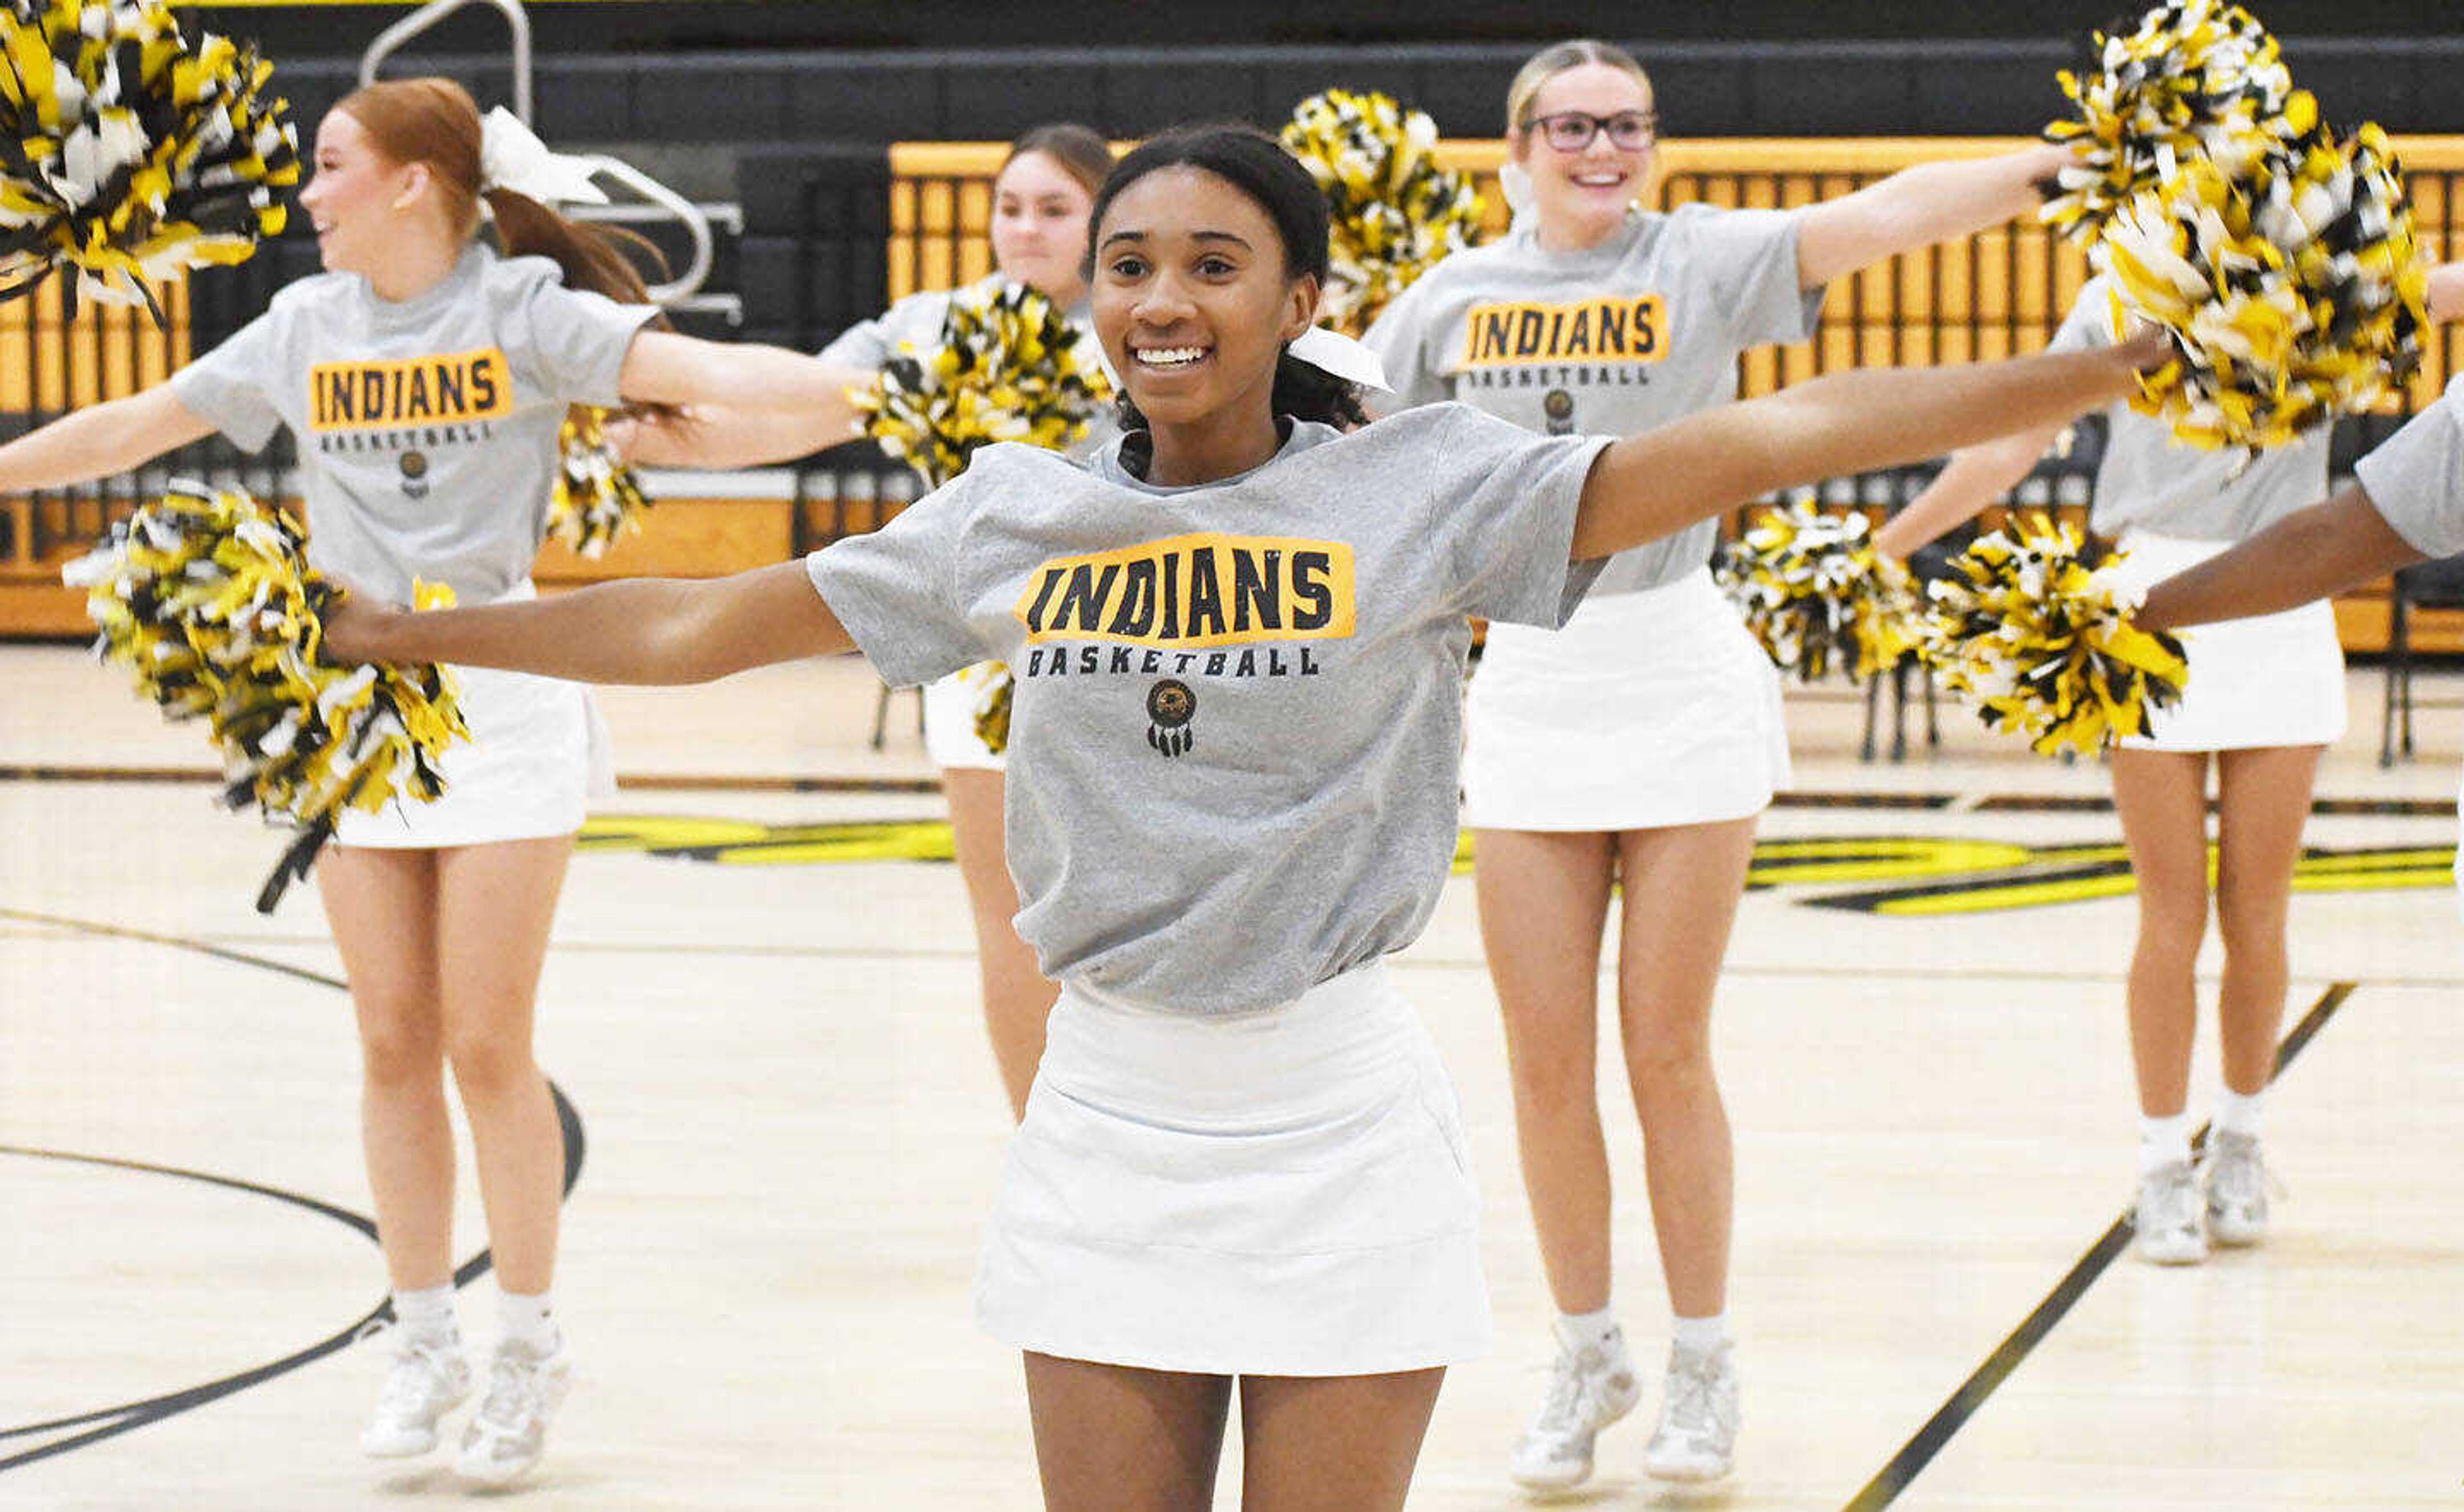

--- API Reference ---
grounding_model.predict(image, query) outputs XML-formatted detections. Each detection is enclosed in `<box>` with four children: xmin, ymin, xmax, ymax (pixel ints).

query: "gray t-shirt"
<box><xmin>1361</xmin><ymin>204</ymin><xmax>1822</xmax><ymax>595</ymax></box>
<box><xmin>806</xmin><ymin>403</ymin><xmax>1609</xmax><ymax>1015</ymax></box>
<box><xmin>172</xmin><ymin>244</ymin><xmax>658</xmax><ymax>602</ymax></box>
<box><xmin>2048</xmin><ymin>276</ymin><xmax>2331</xmax><ymax>541</ymax></box>
<box><xmin>2355</xmin><ymin>377</ymin><xmax>2464</xmax><ymax>559</ymax></box>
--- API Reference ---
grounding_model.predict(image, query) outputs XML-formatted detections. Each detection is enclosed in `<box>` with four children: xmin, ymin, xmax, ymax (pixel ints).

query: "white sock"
<box><xmin>2214</xmin><ymin>1087</ymin><xmax>2266</xmax><ymax>1140</ymax></box>
<box><xmin>392</xmin><ymin>1284</ymin><xmax>458</xmax><ymax>1345</ymax></box>
<box><xmin>1670</xmin><ymin>1312</ymin><xmax>1730</xmax><ymax>1358</ymax></box>
<box><xmin>1553</xmin><ymin>1307</ymin><xmax>1622</xmax><ymax>1355</ymax></box>
<box><xmin>496</xmin><ymin>1289</ymin><xmax>558</xmax><ymax>1351</ymax></box>
<box><xmin>2140</xmin><ymin>1112</ymin><xmax>2194</xmax><ymax>1175</ymax></box>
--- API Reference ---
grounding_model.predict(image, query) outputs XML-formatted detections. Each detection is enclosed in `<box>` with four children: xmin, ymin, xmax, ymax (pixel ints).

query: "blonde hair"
<box><xmin>1504</xmin><ymin>39</ymin><xmax>1655</xmax><ymax>134</ymax></box>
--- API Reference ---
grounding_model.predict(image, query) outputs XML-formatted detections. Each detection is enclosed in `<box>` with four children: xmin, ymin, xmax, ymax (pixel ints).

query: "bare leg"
<box><xmin>945</xmin><ymin>766</ymin><xmax>1058</xmax><ymax>1120</ymax></box>
<box><xmin>1237</xmin><ymin>1368</ymin><xmax>1446</xmax><ymax>1512</ymax></box>
<box><xmin>320</xmin><ymin>846</ymin><xmax>450</xmax><ymax>1292</ymax></box>
<box><xmin>1022</xmin><ymin>1353</ymin><xmax>1231</xmax><ymax>1512</ymax></box>
<box><xmin>2212</xmin><ymin>745</ymin><xmax>2323</xmax><ymax>1096</ymax></box>
<box><xmin>1612</xmin><ymin>817</ymin><xmax>1758</xmax><ymax>1320</ymax></box>
<box><xmin>1473</xmin><ymin>828</ymin><xmax>1618</xmax><ymax>1313</ymax></box>
<box><xmin>2110</xmin><ymin>749</ymin><xmax>2214</xmax><ymax>1119</ymax></box>
<box><xmin>435</xmin><ymin>836</ymin><xmax>573</xmax><ymax>1297</ymax></box>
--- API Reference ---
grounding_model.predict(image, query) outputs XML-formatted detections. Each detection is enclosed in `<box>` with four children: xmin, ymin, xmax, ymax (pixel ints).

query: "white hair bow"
<box><xmin>477</xmin><ymin>107</ymin><xmax>607</xmax><ymax>207</ymax></box>
<box><xmin>1288</xmin><ymin>325</ymin><xmax>1390</xmax><ymax>392</ymax></box>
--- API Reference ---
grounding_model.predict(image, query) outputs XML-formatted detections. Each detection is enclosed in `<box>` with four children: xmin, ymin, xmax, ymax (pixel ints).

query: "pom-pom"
<box><xmin>61</xmin><ymin>483</ymin><xmax>468</xmax><ymax>909</ymax></box>
<box><xmin>2099</xmin><ymin>115</ymin><xmax>2429</xmax><ymax>450</ymax></box>
<box><xmin>1278</xmin><ymin>88</ymin><xmax>1484</xmax><ymax>335</ymax></box>
<box><xmin>547</xmin><ymin>405</ymin><xmax>649</xmax><ymax>557</ymax></box>
<box><xmin>0</xmin><ymin>0</ymin><xmax>300</xmax><ymax>315</ymax></box>
<box><xmin>1921</xmin><ymin>514</ymin><xmax>2188</xmax><ymax>758</ymax></box>
<box><xmin>1713</xmin><ymin>501</ymin><xmax>1917</xmax><ymax>683</ymax></box>
<box><xmin>969</xmin><ymin>661</ymin><xmax>1012</xmax><ymax>756</ymax></box>
<box><xmin>851</xmin><ymin>280</ymin><xmax>1113</xmax><ymax>489</ymax></box>
<box><xmin>2042</xmin><ymin>0</ymin><xmax>2293</xmax><ymax>244</ymax></box>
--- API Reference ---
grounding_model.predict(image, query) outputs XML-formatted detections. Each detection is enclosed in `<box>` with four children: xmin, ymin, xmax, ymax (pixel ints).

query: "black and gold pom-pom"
<box><xmin>1920</xmin><ymin>514</ymin><xmax>2189</xmax><ymax>757</ymax></box>
<box><xmin>1714</xmin><ymin>501</ymin><xmax>1917</xmax><ymax>683</ymax></box>
<box><xmin>2100</xmin><ymin>115</ymin><xmax>2428</xmax><ymax>451</ymax></box>
<box><xmin>2042</xmin><ymin>0</ymin><xmax>2292</xmax><ymax>244</ymax></box>
<box><xmin>1</xmin><ymin>0</ymin><xmax>300</xmax><ymax>316</ymax></box>
<box><xmin>1278</xmin><ymin>88</ymin><xmax>1484</xmax><ymax>336</ymax></box>
<box><xmin>969</xmin><ymin>662</ymin><xmax>1011</xmax><ymax>755</ymax></box>
<box><xmin>62</xmin><ymin>484</ymin><xmax>467</xmax><ymax>908</ymax></box>
<box><xmin>547</xmin><ymin>405</ymin><xmax>649</xmax><ymax>557</ymax></box>
<box><xmin>853</xmin><ymin>280</ymin><xmax>1111</xmax><ymax>491</ymax></box>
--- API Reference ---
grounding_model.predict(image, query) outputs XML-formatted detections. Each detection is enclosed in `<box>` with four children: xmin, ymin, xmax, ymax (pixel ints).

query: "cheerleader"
<box><xmin>321</xmin><ymin>125</ymin><xmax>2160</xmax><ymax>1512</ymax></box>
<box><xmin>1876</xmin><ymin>263</ymin><xmax>2463</xmax><ymax>1267</ymax></box>
<box><xmin>0</xmin><ymin>79</ymin><xmax>865</xmax><ymax>1483</ymax></box>
<box><xmin>1357</xmin><ymin>38</ymin><xmax>2074</xmax><ymax>1488</ymax></box>
<box><xmin>629</xmin><ymin>124</ymin><xmax>1117</xmax><ymax>1119</ymax></box>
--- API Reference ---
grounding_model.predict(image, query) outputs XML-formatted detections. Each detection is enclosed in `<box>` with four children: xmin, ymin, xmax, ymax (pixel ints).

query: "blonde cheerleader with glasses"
<box><xmin>319</xmin><ymin>124</ymin><xmax>2162</xmax><ymax>1512</ymax></box>
<box><xmin>1360</xmin><ymin>37</ymin><xmax>2081</xmax><ymax>1490</ymax></box>
<box><xmin>0</xmin><ymin>78</ymin><xmax>869</xmax><ymax>1484</ymax></box>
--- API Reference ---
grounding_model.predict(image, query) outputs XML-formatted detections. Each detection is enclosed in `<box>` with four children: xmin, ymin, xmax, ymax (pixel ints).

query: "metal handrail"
<box><xmin>359</xmin><ymin>0</ymin><xmax>535</xmax><ymax>123</ymax></box>
<box><xmin>569</xmin><ymin>155</ymin><xmax>714</xmax><ymax>305</ymax></box>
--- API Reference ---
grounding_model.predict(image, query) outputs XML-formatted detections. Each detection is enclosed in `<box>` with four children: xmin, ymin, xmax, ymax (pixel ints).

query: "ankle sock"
<box><xmin>2139</xmin><ymin>1112</ymin><xmax>2194</xmax><ymax>1176</ymax></box>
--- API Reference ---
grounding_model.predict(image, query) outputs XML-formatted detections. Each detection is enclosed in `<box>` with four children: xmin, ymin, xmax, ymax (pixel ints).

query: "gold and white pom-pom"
<box><xmin>1278</xmin><ymin>88</ymin><xmax>1484</xmax><ymax>335</ymax></box>
<box><xmin>62</xmin><ymin>483</ymin><xmax>468</xmax><ymax>909</ymax></box>
<box><xmin>1920</xmin><ymin>514</ymin><xmax>2189</xmax><ymax>758</ymax></box>
<box><xmin>2042</xmin><ymin>0</ymin><xmax>2292</xmax><ymax>244</ymax></box>
<box><xmin>1</xmin><ymin>0</ymin><xmax>300</xmax><ymax>316</ymax></box>
<box><xmin>547</xmin><ymin>405</ymin><xmax>650</xmax><ymax>557</ymax></box>
<box><xmin>1713</xmin><ymin>500</ymin><xmax>1918</xmax><ymax>683</ymax></box>
<box><xmin>852</xmin><ymin>280</ymin><xmax>1112</xmax><ymax>490</ymax></box>
<box><xmin>2098</xmin><ymin>114</ymin><xmax>2429</xmax><ymax>451</ymax></box>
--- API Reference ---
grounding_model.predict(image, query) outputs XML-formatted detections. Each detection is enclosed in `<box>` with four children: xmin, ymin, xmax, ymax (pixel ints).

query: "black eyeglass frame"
<box><xmin>1518</xmin><ymin>109</ymin><xmax>1660</xmax><ymax>152</ymax></box>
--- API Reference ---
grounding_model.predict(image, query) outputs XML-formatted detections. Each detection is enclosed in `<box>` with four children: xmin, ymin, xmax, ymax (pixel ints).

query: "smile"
<box><xmin>1133</xmin><ymin>346</ymin><xmax>1210</xmax><ymax>370</ymax></box>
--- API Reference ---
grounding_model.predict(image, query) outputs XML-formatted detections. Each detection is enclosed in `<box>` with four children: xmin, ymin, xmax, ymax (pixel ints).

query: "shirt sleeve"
<box><xmin>1358</xmin><ymin>276</ymin><xmax>1451</xmax><ymax>412</ymax></box>
<box><xmin>1429</xmin><ymin>405</ymin><xmax>1611</xmax><ymax>627</ymax></box>
<box><xmin>2045</xmin><ymin>279</ymin><xmax>2114</xmax><ymax>356</ymax></box>
<box><xmin>169</xmin><ymin>313</ymin><xmax>285</xmax><ymax>452</ymax></box>
<box><xmin>2354</xmin><ymin>382</ymin><xmax>2464</xmax><ymax>560</ymax></box>
<box><xmin>520</xmin><ymin>279</ymin><xmax>660</xmax><ymax>406</ymax></box>
<box><xmin>801</xmin><ymin>473</ymin><xmax>986</xmax><ymax>686</ymax></box>
<box><xmin>1689</xmin><ymin>205</ymin><xmax>1824</xmax><ymax>348</ymax></box>
<box><xmin>816</xmin><ymin>315</ymin><xmax>894</xmax><ymax>369</ymax></box>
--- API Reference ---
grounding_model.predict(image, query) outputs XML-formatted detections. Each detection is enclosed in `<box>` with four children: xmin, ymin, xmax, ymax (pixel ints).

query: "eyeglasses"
<box><xmin>1520</xmin><ymin>110</ymin><xmax>1658</xmax><ymax>153</ymax></box>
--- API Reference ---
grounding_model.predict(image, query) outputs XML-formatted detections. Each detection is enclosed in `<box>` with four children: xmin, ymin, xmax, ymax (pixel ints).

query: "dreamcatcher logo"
<box><xmin>1145</xmin><ymin>679</ymin><xmax>1195</xmax><ymax>757</ymax></box>
<box><xmin>398</xmin><ymin>450</ymin><xmax>430</xmax><ymax>499</ymax></box>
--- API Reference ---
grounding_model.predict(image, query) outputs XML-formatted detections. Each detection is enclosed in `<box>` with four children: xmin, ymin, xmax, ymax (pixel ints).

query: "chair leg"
<box><xmin>914</xmin><ymin>686</ymin><xmax>927</xmax><ymax>738</ymax></box>
<box><xmin>1889</xmin><ymin>657</ymin><xmax>1910</xmax><ymax>763</ymax></box>
<box><xmin>1861</xmin><ymin>670</ymin><xmax>1881</xmax><ymax>763</ymax></box>
<box><xmin>1921</xmin><ymin>663</ymin><xmax>1940</xmax><ymax>749</ymax></box>
<box><xmin>2380</xmin><ymin>599</ymin><xmax>2399</xmax><ymax>768</ymax></box>
<box><xmin>871</xmin><ymin>682</ymin><xmax>893</xmax><ymax>752</ymax></box>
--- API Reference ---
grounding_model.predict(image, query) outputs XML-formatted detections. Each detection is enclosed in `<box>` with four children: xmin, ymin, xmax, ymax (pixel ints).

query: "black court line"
<box><xmin>0</xmin><ymin>909</ymin><xmax>586</xmax><ymax>1475</ymax></box>
<box><xmin>1842</xmin><ymin>981</ymin><xmax>2357</xmax><ymax>1512</ymax></box>
<box><xmin>0</xmin><ymin>763</ymin><xmax>939</xmax><ymax>794</ymax></box>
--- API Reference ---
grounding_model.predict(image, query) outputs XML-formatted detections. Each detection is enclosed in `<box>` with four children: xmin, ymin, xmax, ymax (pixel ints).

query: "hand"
<box><xmin>2114</xmin><ymin>323</ymin><xmax>2177</xmax><ymax>377</ymax></box>
<box><xmin>318</xmin><ymin>580</ymin><xmax>404</xmax><ymax>663</ymax></box>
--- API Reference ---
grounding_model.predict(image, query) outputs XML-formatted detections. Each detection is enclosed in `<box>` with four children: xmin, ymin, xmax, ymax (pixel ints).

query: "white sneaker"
<box><xmin>454</xmin><ymin>1335</ymin><xmax>571</xmax><ymax>1486</ymax></box>
<box><xmin>358</xmin><ymin>1327</ymin><xmax>471</xmax><ymax>1458</ymax></box>
<box><xmin>1645</xmin><ymin>1341</ymin><xmax>1739</xmax><ymax>1483</ymax></box>
<box><xmin>1507</xmin><ymin>1327</ymin><xmax>1642</xmax><ymax>1491</ymax></box>
<box><xmin>2134</xmin><ymin>1159</ymin><xmax>2208</xmax><ymax>1265</ymax></box>
<box><xmin>2202</xmin><ymin>1132</ymin><xmax>2272</xmax><ymax>1248</ymax></box>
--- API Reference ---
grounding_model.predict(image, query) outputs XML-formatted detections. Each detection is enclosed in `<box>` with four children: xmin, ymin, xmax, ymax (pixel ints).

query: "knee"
<box><xmin>358</xmin><ymin>1003</ymin><xmax>442</xmax><ymax>1089</ymax></box>
<box><xmin>2214</xmin><ymin>895</ymin><xmax>2288</xmax><ymax>962</ymax></box>
<box><xmin>443</xmin><ymin>1021</ymin><xmax>537</xmax><ymax>1101</ymax></box>
<box><xmin>1620</xmin><ymin>1026</ymin><xmax>1713</xmax><ymax>1096</ymax></box>
<box><xmin>2134</xmin><ymin>886</ymin><xmax>2209</xmax><ymax>960</ymax></box>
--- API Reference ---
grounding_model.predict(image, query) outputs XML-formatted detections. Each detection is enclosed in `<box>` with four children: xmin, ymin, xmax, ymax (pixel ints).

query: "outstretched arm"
<box><xmin>1795</xmin><ymin>144</ymin><xmax>2070</xmax><ymax>291</ymax></box>
<box><xmin>1870</xmin><ymin>422</ymin><xmax>2066</xmax><ymax>560</ymax></box>
<box><xmin>325</xmin><ymin>559</ymin><xmax>852</xmax><ymax>684</ymax></box>
<box><xmin>2429</xmin><ymin>260</ymin><xmax>2464</xmax><ymax>325</ymax></box>
<box><xmin>617</xmin><ymin>331</ymin><xmax>870</xmax><ymax>464</ymax></box>
<box><xmin>619</xmin><ymin>405</ymin><xmax>859</xmax><ymax>469</ymax></box>
<box><xmin>1570</xmin><ymin>332</ymin><xmax>2159</xmax><ymax>561</ymax></box>
<box><xmin>2135</xmin><ymin>486</ymin><xmax>2422</xmax><ymax>631</ymax></box>
<box><xmin>0</xmin><ymin>385</ymin><xmax>218</xmax><ymax>493</ymax></box>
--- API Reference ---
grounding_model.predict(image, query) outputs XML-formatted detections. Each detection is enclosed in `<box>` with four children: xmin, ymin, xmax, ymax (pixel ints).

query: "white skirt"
<box><xmin>1463</xmin><ymin>568</ymin><xmax>1792</xmax><ymax>831</ymax></box>
<box><xmin>2112</xmin><ymin>531</ymin><xmax>2348</xmax><ymax>753</ymax></box>
<box><xmin>923</xmin><ymin>662</ymin><xmax>1005</xmax><ymax>772</ymax></box>
<box><xmin>976</xmin><ymin>962</ymin><xmax>1489</xmax><ymax>1377</ymax></box>
<box><xmin>337</xmin><ymin>586</ymin><xmax>612</xmax><ymax>849</ymax></box>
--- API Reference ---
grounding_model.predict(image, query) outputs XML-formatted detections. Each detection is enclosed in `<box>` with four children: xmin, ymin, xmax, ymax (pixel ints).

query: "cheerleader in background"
<box><xmin>1360</xmin><ymin>37</ymin><xmax>2078</xmax><ymax>1490</ymax></box>
<box><xmin>626</xmin><ymin>124</ymin><xmax>1116</xmax><ymax>1119</ymax></box>
<box><xmin>1878</xmin><ymin>262</ymin><xmax>2464</xmax><ymax>1266</ymax></box>
<box><xmin>0</xmin><ymin>79</ymin><xmax>867</xmax><ymax>1484</ymax></box>
<box><xmin>318</xmin><ymin>124</ymin><xmax>2165</xmax><ymax>1512</ymax></box>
